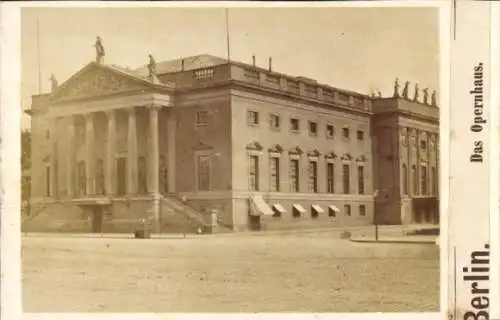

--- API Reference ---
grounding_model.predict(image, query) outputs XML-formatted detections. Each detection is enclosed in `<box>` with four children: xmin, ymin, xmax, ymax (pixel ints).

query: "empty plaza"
<box><xmin>22</xmin><ymin>229</ymin><xmax>439</xmax><ymax>313</ymax></box>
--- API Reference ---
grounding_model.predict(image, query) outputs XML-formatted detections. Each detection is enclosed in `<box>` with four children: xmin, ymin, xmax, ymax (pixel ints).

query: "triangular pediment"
<box><xmin>193</xmin><ymin>141</ymin><xmax>214</xmax><ymax>151</ymax></box>
<box><xmin>289</xmin><ymin>146</ymin><xmax>303</xmax><ymax>155</ymax></box>
<box><xmin>246</xmin><ymin>141</ymin><xmax>263</xmax><ymax>151</ymax></box>
<box><xmin>268</xmin><ymin>144</ymin><xmax>284</xmax><ymax>154</ymax></box>
<box><xmin>307</xmin><ymin>149</ymin><xmax>321</xmax><ymax>158</ymax></box>
<box><xmin>325</xmin><ymin>151</ymin><xmax>337</xmax><ymax>160</ymax></box>
<box><xmin>49</xmin><ymin>62</ymin><xmax>170</xmax><ymax>102</ymax></box>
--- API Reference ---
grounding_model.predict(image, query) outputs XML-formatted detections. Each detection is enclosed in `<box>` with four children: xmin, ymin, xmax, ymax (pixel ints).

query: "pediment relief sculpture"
<box><xmin>307</xmin><ymin>149</ymin><xmax>321</xmax><ymax>158</ymax></box>
<box><xmin>340</xmin><ymin>153</ymin><xmax>353</xmax><ymax>161</ymax></box>
<box><xmin>246</xmin><ymin>141</ymin><xmax>263</xmax><ymax>151</ymax></box>
<box><xmin>289</xmin><ymin>146</ymin><xmax>303</xmax><ymax>155</ymax></box>
<box><xmin>268</xmin><ymin>144</ymin><xmax>284</xmax><ymax>154</ymax></box>
<box><xmin>325</xmin><ymin>151</ymin><xmax>337</xmax><ymax>160</ymax></box>
<box><xmin>356</xmin><ymin>155</ymin><xmax>368</xmax><ymax>162</ymax></box>
<box><xmin>50</xmin><ymin>66</ymin><xmax>150</xmax><ymax>101</ymax></box>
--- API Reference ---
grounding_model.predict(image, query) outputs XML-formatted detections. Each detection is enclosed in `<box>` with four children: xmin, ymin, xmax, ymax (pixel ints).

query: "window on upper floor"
<box><xmin>290</xmin><ymin>118</ymin><xmax>300</xmax><ymax>132</ymax></box>
<box><xmin>270</xmin><ymin>114</ymin><xmax>280</xmax><ymax>130</ymax></box>
<box><xmin>309</xmin><ymin>121</ymin><xmax>318</xmax><ymax>136</ymax></box>
<box><xmin>326</xmin><ymin>124</ymin><xmax>335</xmax><ymax>138</ymax></box>
<box><xmin>420</xmin><ymin>140</ymin><xmax>427</xmax><ymax>150</ymax></box>
<box><xmin>247</xmin><ymin>110</ymin><xmax>259</xmax><ymax>125</ymax></box>
<box><xmin>356</xmin><ymin>130</ymin><xmax>364</xmax><ymax>141</ymax></box>
<box><xmin>342</xmin><ymin>127</ymin><xmax>350</xmax><ymax>139</ymax></box>
<box><xmin>195</xmin><ymin>110</ymin><xmax>209</xmax><ymax>125</ymax></box>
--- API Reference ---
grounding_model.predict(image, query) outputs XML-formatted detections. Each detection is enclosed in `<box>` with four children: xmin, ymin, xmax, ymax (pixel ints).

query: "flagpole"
<box><xmin>225</xmin><ymin>8</ymin><xmax>231</xmax><ymax>62</ymax></box>
<box><xmin>36</xmin><ymin>18</ymin><xmax>42</xmax><ymax>94</ymax></box>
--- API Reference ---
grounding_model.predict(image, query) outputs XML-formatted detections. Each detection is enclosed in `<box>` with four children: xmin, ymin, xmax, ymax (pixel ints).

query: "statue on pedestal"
<box><xmin>431</xmin><ymin>90</ymin><xmax>437</xmax><ymax>106</ymax></box>
<box><xmin>393</xmin><ymin>78</ymin><xmax>400</xmax><ymax>97</ymax></box>
<box><xmin>423</xmin><ymin>88</ymin><xmax>429</xmax><ymax>105</ymax></box>
<box><xmin>377</xmin><ymin>91</ymin><xmax>382</xmax><ymax>98</ymax></box>
<box><xmin>402</xmin><ymin>81</ymin><xmax>410</xmax><ymax>99</ymax></box>
<box><xmin>148</xmin><ymin>54</ymin><xmax>157</xmax><ymax>78</ymax></box>
<box><xmin>94</xmin><ymin>36</ymin><xmax>105</xmax><ymax>64</ymax></box>
<box><xmin>413</xmin><ymin>83</ymin><xmax>419</xmax><ymax>102</ymax></box>
<box><xmin>49</xmin><ymin>74</ymin><xmax>58</xmax><ymax>93</ymax></box>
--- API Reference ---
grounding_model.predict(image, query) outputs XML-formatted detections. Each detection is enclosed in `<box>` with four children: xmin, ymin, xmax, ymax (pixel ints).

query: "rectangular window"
<box><xmin>290</xmin><ymin>159</ymin><xmax>300</xmax><ymax>192</ymax></box>
<box><xmin>249</xmin><ymin>155</ymin><xmax>259</xmax><ymax>191</ymax></box>
<box><xmin>308</xmin><ymin>161</ymin><xmax>318</xmax><ymax>193</ymax></box>
<box><xmin>402</xmin><ymin>164</ymin><xmax>409</xmax><ymax>195</ymax></box>
<box><xmin>357</xmin><ymin>165</ymin><xmax>365</xmax><ymax>195</ymax></box>
<box><xmin>412</xmin><ymin>165</ymin><xmax>418</xmax><ymax>195</ymax></box>
<box><xmin>344</xmin><ymin>204</ymin><xmax>351</xmax><ymax>216</ymax></box>
<box><xmin>420</xmin><ymin>140</ymin><xmax>427</xmax><ymax>150</ymax></box>
<box><xmin>327</xmin><ymin>163</ymin><xmax>335</xmax><ymax>193</ymax></box>
<box><xmin>46</xmin><ymin>165</ymin><xmax>51</xmax><ymax>196</ymax></box>
<box><xmin>359</xmin><ymin>205</ymin><xmax>366</xmax><ymax>216</ymax></box>
<box><xmin>138</xmin><ymin>156</ymin><xmax>147</xmax><ymax>194</ymax></box>
<box><xmin>116</xmin><ymin>157</ymin><xmax>127</xmax><ymax>196</ymax></box>
<box><xmin>432</xmin><ymin>167</ymin><xmax>437</xmax><ymax>195</ymax></box>
<box><xmin>342</xmin><ymin>164</ymin><xmax>350</xmax><ymax>194</ymax></box>
<box><xmin>309</xmin><ymin>121</ymin><xmax>318</xmax><ymax>136</ymax></box>
<box><xmin>326</xmin><ymin>124</ymin><xmax>335</xmax><ymax>138</ymax></box>
<box><xmin>95</xmin><ymin>159</ymin><xmax>105</xmax><ymax>195</ymax></box>
<box><xmin>247</xmin><ymin>110</ymin><xmax>259</xmax><ymax>125</ymax></box>
<box><xmin>195</xmin><ymin>111</ymin><xmax>209</xmax><ymax>125</ymax></box>
<box><xmin>197</xmin><ymin>155</ymin><xmax>210</xmax><ymax>191</ymax></box>
<box><xmin>342</xmin><ymin>127</ymin><xmax>350</xmax><ymax>139</ymax></box>
<box><xmin>356</xmin><ymin>130</ymin><xmax>364</xmax><ymax>141</ymax></box>
<box><xmin>311</xmin><ymin>206</ymin><xmax>319</xmax><ymax>219</ymax></box>
<box><xmin>77</xmin><ymin>161</ymin><xmax>86</xmax><ymax>196</ymax></box>
<box><xmin>328</xmin><ymin>207</ymin><xmax>336</xmax><ymax>217</ymax></box>
<box><xmin>270</xmin><ymin>114</ymin><xmax>280</xmax><ymax>129</ymax></box>
<box><xmin>290</xmin><ymin>118</ymin><xmax>300</xmax><ymax>131</ymax></box>
<box><xmin>420</xmin><ymin>165</ymin><xmax>428</xmax><ymax>195</ymax></box>
<box><xmin>270</xmin><ymin>157</ymin><xmax>280</xmax><ymax>192</ymax></box>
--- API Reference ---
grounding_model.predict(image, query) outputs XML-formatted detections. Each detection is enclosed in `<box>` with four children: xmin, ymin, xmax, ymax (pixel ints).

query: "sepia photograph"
<box><xmin>20</xmin><ymin>4</ymin><xmax>442</xmax><ymax>313</ymax></box>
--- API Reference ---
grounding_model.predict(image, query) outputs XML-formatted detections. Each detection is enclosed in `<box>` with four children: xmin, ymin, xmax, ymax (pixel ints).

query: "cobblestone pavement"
<box><xmin>22</xmin><ymin>231</ymin><xmax>439</xmax><ymax>313</ymax></box>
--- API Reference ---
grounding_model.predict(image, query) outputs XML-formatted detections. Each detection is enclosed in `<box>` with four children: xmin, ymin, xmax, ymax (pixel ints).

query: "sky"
<box><xmin>21</xmin><ymin>6</ymin><xmax>439</xmax><ymax>129</ymax></box>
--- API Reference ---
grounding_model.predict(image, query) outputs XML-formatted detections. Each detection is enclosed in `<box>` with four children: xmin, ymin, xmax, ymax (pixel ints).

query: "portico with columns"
<box><xmin>33</xmin><ymin>60</ymin><xmax>176</xmax><ymax>233</ymax></box>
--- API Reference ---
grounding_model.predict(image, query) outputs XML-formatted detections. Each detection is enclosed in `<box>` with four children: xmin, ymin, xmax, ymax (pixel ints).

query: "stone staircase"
<box><xmin>159</xmin><ymin>194</ymin><xmax>232</xmax><ymax>234</ymax></box>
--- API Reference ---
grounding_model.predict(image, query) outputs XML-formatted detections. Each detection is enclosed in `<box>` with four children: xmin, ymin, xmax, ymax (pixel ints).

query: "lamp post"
<box><xmin>373</xmin><ymin>189</ymin><xmax>379</xmax><ymax>241</ymax></box>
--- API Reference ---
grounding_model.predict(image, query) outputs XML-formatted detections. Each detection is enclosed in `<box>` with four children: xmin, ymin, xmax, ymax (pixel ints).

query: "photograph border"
<box><xmin>0</xmin><ymin>1</ymin><xmax>468</xmax><ymax>319</ymax></box>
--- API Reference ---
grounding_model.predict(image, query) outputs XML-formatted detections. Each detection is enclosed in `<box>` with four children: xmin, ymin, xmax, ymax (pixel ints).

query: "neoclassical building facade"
<box><xmin>24</xmin><ymin>51</ymin><xmax>439</xmax><ymax>233</ymax></box>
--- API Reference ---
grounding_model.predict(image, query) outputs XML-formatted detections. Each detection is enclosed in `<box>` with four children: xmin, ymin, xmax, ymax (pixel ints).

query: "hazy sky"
<box><xmin>21</xmin><ymin>6</ymin><xmax>439</xmax><ymax>128</ymax></box>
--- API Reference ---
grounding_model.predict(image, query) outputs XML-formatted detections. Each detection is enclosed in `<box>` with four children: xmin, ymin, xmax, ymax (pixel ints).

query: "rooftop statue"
<box><xmin>413</xmin><ymin>83</ymin><xmax>419</xmax><ymax>102</ymax></box>
<box><xmin>49</xmin><ymin>74</ymin><xmax>58</xmax><ymax>93</ymax></box>
<box><xmin>402</xmin><ymin>81</ymin><xmax>410</xmax><ymax>99</ymax></box>
<box><xmin>431</xmin><ymin>90</ymin><xmax>437</xmax><ymax>106</ymax></box>
<box><xmin>423</xmin><ymin>88</ymin><xmax>429</xmax><ymax>105</ymax></box>
<box><xmin>148</xmin><ymin>54</ymin><xmax>157</xmax><ymax>78</ymax></box>
<box><xmin>94</xmin><ymin>36</ymin><xmax>105</xmax><ymax>64</ymax></box>
<box><xmin>393</xmin><ymin>78</ymin><xmax>400</xmax><ymax>97</ymax></box>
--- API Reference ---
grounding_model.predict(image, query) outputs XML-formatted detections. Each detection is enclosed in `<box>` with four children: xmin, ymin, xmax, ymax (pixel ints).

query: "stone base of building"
<box><xmin>24</xmin><ymin>193</ymin><xmax>377</xmax><ymax>234</ymax></box>
<box><xmin>375</xmin><ymin>196</ymin><xmax>439</xmax><ymax>225</ymax></box>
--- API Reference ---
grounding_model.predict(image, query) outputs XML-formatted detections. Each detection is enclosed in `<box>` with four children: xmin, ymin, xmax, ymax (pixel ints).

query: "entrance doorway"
<box><xmin>92</xmin><ymin>207</ymin><xmax>104</xmax><ymax>233</ymax></box>
<box><xmin>248</xmin><ymin>215</ymin><xmax>261</xmax><ymax>231</ymax></box>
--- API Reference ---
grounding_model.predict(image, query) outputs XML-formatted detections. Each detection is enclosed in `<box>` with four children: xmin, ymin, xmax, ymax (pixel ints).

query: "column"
<box><xmin>148</xmin><ymin>106</ymin><xmax>160</xmax><ymax>234</ymax></box>
<box><xmin>85</xmin><ymin>113</ymin><xmax>95</xmax><ymax>195</ymax></box>
<box><xmin>166</xmin><ymin>110</ymin><xmax>176</xmax><ymax>193</ymax></box>
<box><xmin>106</xmin><ymin>110</ymin><xmax>116</xmax><ymax>195</ymax></box>
<box><xmin>50</xmin><ymin>117</ymin><xmax>59</xmax><ymax>199</ymax></box>
<box><xmin>127</xmin><ymin>107</ymin><xmax>138</xmax><ymax>194</ymax></box>
<box><xmin>148</xmin><ymin>106</ymin><xmax>160</xmax><ymax>194</ymax></box>
<box><xmin>66</xmin><ymin>116</ymin><xmax>75</xmax><ymax>197</ymax></box>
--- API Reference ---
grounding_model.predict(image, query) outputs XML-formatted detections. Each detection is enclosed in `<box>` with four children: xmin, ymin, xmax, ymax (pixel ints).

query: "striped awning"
<box><xmin>328</xmin><ymin>205</ymin><xmax>340</xmax><ymax>212</ymax></box>
<box><xmin>272</xmin><ymin>204</ymin><xmax>287</xmax><ymax>213</ymax></box>
<box><xmin>250</xmin><ymin>195</ymin><xmax>274</xmax><ymax>216</ymax></box>
<box><xmin>292</xmin><ymin>204</ymin><xmax>307</xmax><ymax>213</ymax></box>
<box><xmin>311</xmin><ymin>204</ymin><xmax>325</xmax><ymax>213</ymax></box>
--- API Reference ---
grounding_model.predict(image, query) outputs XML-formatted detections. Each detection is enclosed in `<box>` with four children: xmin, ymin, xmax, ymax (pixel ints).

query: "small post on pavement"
<box><xmin>373</xmin><ymin>189</ymin><xmax>379</xmax><ymax>241</ymax></box>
